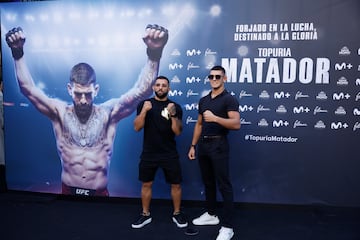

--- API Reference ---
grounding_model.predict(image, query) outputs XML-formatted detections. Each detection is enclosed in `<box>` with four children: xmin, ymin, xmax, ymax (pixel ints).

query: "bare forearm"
<box><xmin>14</xmin><ymin>58</ymin><xmax>36</xmax><ymax>95</ymax></box>
<box><xmin>111</xmin><ymin>60</ymin><xmax>159</xmax><ymax>122</ymax></box>
<box><xmin>213</xmin><ymin>116</ymin><xmax>241</xmax><ymax>130</ymax></box>
<box><xmin>171</xmin><ymin>117</ymin><xmax>182</xmax><ymax>136</ymax></box>
<box><xmin>205</xmin><ymin>110</ymin><xmax>241</xmax><ymax>130</ymax></box>
<box><xmin>188</xmin><ymin>120</ymin><xmax>202</xmax><ymax>160</ymax></box>
<box><xmin>191</xmin><ymin>123</ymin><xmax>202</xmax><ymax>145</ymax></box>
<box><xmin>133</xmin><ymin>111</ymin><xmax>147</xmax><ymax>131</ymax></box>
<box><xmin>126</xmin><ymin>60</ymin><xmax>159</xmax><ymax>106</ymax></box>
<box><xmin>13</xmin><ymin>57</ymin><xmax>60</xmax><ymax>118</ymax></box>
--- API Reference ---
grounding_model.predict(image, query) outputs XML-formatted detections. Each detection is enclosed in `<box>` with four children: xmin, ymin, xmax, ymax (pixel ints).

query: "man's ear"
<box><xmin>67</xmin><ymin>83</ymin><xmax>73</xmax><ymax>96</ymax></box>
<box><xmin>94</xmin><ymin>84</ymin><xmax>100</xmax><ymax>97</ymax></box>
<box><xmin>223</xmin><ymin>75</ymin><xmax>228</xmax><ymax>82</ymax></box>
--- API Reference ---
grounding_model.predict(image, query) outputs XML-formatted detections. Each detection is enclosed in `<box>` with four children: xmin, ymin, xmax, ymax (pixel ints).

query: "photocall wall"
<box><xmin>1</xmin><ymin>0</ymin><xmax>359</xmax><ymax>207</ymax></box>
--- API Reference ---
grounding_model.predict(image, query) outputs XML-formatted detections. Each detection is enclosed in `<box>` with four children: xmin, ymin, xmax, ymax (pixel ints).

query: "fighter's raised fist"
<box><xmin>5</xmin><ymin>27</ymin><xmax>26</xmax><ymax>60</ymax></box>
<box><xmin>143</xmin><ymin>24</ymin><xmax>169</xmax><ymax>61</ymax></box>
<box><xmin>6</xmin><ymin>27</ymin><xmax>26</xmax><ymax>49</ymax></box>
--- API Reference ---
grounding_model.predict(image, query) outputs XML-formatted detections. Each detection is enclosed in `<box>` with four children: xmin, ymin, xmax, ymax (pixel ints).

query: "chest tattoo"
<box><xmin>63</xmin><ymin>108</ymin><xmax>106</xmax><ymax>147</ymax></box>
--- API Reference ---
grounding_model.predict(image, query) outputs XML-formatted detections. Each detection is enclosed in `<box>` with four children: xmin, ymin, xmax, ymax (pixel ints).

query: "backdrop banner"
<box><xmin>1</xmin><ymin>0</ymin><xmax>359</xmax><ymax>207</ymax></box>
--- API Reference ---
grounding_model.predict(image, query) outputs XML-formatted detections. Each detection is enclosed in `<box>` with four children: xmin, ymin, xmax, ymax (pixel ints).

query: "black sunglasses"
<box><xmin>208</xmin><ymin>75</ymin><xmax>223</xmax><ymax>80</ymax></box>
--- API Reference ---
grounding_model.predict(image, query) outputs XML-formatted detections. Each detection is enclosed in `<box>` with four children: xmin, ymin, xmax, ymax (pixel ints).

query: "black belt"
<box><xmin>202</xmin><ymin>135</ymin><xmax>223</xmax><ymax>139</ymax></box>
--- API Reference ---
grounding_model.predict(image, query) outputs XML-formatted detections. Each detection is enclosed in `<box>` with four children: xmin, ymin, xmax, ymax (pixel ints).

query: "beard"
<box><xmin>74</xmin><ymin>103</ymin><xmax>93</xmax><ymax>124</ymax></box>
<box><xmin>155</xmin><ymin>90</ymin><xmax>168</xmax><ymax>100</ymax></box>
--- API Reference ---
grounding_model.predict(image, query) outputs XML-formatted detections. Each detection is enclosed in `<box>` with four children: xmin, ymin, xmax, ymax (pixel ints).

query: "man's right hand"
<box><xmin>141</xmin><ymin>101</ymin><xmax>152</xmax><ymax>113</ymax></box>
<box><xmin>5</xmin><ymin>27</ymin><xmax>26</xmax><ymax>60</ymax></box>
<box><xmin>143</xmin><ymin>24</ymin><xmax>168</xmax><ymax>61</ymax></box>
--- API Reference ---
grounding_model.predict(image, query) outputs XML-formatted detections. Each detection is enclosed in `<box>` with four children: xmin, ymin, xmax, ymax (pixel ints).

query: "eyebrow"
<box><xmin>155</xmin><ymin>83</ymin><xmax>168</xmax><ymax>86</ymax></box>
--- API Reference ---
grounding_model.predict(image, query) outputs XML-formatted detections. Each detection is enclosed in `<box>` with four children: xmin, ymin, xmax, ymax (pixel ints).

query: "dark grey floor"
<box><xmin>0</xmin><ymin>190</ymin><xmax>359</xmax><ymax>240</ymax></box>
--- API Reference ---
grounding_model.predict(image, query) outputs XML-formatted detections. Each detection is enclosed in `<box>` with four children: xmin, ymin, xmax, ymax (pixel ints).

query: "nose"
<box><xmin>79</xmin><ymin>93</ymin><xmax>87</xmax><ymax>103</ymax></box>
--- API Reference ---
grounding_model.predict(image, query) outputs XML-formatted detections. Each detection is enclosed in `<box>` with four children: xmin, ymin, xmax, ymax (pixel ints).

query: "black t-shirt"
<box><xmin>137</xmin><ymin>98</ymin><xmax>183</xmax><ymax>160</ymax></box>
<box><xmin>199</xmin><ymin>89</ymin><xmax>239</xmax><ymax>136</ymax></box>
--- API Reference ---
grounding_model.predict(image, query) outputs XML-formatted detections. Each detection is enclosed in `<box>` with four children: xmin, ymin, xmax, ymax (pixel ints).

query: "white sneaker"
<box><xmin>216</xmin><ymin>227</ymin><xmax>234</xmax><ymax>240</ymax></box>
<box><xmin>192</xmin><ymin>212</ymin><xmax>220</xmax><ymax>225</ymax></box>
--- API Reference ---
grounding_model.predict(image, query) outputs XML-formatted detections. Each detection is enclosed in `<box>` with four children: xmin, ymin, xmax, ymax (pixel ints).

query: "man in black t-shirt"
<box><xmin>188</xmin><ymin>65</ymin><xmax>240</xmax><ymax>240</ymax></box>
<box><xmin>132</xmin><ymin>76</ymin><xmax>187</xmax><ymax>229</ymax></box>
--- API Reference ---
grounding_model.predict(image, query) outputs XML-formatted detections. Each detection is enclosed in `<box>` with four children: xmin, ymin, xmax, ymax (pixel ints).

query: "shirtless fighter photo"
<box><xmin>5</xmin><ymin>24</ymin><xmax>168</xmax><ymax>196</ymax></box>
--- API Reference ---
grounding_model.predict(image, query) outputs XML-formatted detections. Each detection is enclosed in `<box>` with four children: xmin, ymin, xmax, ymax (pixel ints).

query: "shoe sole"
<box><xmin>131</xmin><ymin>218</ymin><xmax>152</xmax><ymax>228</ymax></box>
<box><xmin>172</xmin><ymin>217</ymin><xmax>188</xmax><ymax>228</ymax></box>
<box><xmin>216</xmin><ymin>232</ymin><xmax>234</xmax><ymax>240</ymax></box>
<box><xmin>192</xmin><ymin>220</ymin><xmax>220</xmax><ymax>226</ymax></box>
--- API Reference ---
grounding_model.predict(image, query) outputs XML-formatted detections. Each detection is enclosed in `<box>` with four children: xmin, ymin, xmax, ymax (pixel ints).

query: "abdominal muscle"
<box><xmin>55</xmin><ymin>105</ymin><xmax>114</xmax><ymax>190</ymax></box>
<box><xmin>59</xmin><ymin>140</ymin><xmax>111</xmax><ymax>190</ymax></box>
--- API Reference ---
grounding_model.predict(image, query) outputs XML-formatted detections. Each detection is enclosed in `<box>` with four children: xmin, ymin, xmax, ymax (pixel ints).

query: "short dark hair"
<box><xmin>210</xmin><ymin>65</ymin><xmax>226</xmax><ymax>75</ymax></box>
<box><xmin>70</xmin><ymin>63</ymin><xmax>96</xmax><ymax>85</ymax></box>
<box><xmin>155</xmin><ymin>75</ymin><xmax>169</xmax><ymax>84</ymax></box>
